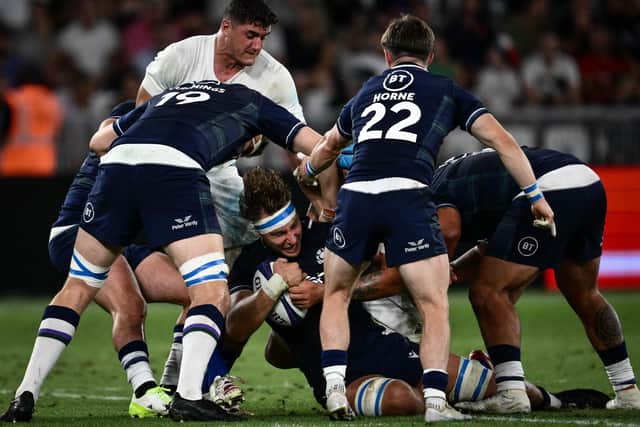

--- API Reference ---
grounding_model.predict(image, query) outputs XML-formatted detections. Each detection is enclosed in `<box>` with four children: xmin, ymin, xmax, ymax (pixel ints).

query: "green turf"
<box><xmin>1</xmin><ymin>291</ymin><xmax>639</xmax><ymax>426</ymax></box>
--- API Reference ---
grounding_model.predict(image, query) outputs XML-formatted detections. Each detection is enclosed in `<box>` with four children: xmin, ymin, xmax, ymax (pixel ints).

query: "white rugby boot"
<box><xmin>455</xmin><ymin>388</ymin><xmax>531</xmax><ymax>414</ymax></box>
<box><xmin>326</xmin><ymin>386</ymin><xmax>355</xmax><ymax>421</ymax></box>
<box><xmin>606</xmin><ymin>385</ymin><xmax>640</xmax><ymax>409</ymax></box>
<box><xmin>425</xmin><ymin>397</ymin><xmax>471</xmax><ymax>423</ymax></box>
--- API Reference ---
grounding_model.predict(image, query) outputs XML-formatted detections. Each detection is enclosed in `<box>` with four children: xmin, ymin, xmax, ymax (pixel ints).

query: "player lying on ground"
<box><xmin>430</xmin><ymin>147</ymin><xmax>640</xmax><ymax>413</ymax></box>
<box><xmin>213</xmin><ymin>168</ymin><xmax>607</xmax><ymax>417</ymax></box>
<box><xmin>1</xmin><ymin>79</ymin><xmax>324</xmax><ymax>423</ymax></box>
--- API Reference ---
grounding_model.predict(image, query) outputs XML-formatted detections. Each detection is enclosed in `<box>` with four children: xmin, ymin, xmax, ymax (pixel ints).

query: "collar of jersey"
<box><xmin>391</xmin><ymin>62</ymin><xmax>427</xmax><ymax>71</ymax></box>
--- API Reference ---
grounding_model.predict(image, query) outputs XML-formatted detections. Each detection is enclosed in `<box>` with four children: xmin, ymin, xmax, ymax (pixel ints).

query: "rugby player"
<box><xmin>1</xmin><ymin>79</ymin><xmax>323</xmax><ymax>422</ymax></box>
<box><xmin>221</xmin><ymin>168</ymin><xmax>601</xmax><ymax>417</ymax></box>
<box><xmin>429</xmin><ymin>147</ymin><xmax>640</xmax><ymax>413</ymax></box>
<box><xmin>295</xmin><ymin>14</ymin><xmax>555</xmax><ymax>422</ymax></box>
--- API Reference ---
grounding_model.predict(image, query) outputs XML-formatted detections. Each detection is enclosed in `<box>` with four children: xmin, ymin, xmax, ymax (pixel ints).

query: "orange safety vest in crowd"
<box><xmin>0</xmin><ymin>84</ymin><xmax>63</xmax><ymax>176</ymax></box>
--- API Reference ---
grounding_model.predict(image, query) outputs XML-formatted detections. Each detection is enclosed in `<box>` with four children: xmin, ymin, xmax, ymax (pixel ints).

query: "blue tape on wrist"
<box><xmin>528</xmin><ymin>192</ymin><xmax>544</xmax><ymax>203</ymax></box>
<box><xmin>305</xmin><ymin>160</ymin><xmax>317</xmax><ymax>177</ymax></box>
<box><xmin>523</xmin><ymin>182</ymin><xmax>538</xmax><ymax>194</ymax></box>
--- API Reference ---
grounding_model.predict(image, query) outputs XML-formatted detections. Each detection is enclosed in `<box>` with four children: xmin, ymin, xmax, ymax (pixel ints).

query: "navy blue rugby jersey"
<box><xmin>228</xmin><ymin>219</ymin><xmax>384</xmax><ymax>403</ymax></box>
<box><xmin>432</xmin><ymin>147</ymin><xmax>585</xmax><ymax>245</ymax></box>
<box><xmin>110</xmin><ymin>80</ymin><xmax>305</xmax><ymax>171</ymax></box>
<box><xmin>336</xmin><ymin>63</ymin><xmax>487</xmax><ymax>185</ymax></box>
<box><xmin>52</xmin><ymin>101</ymin><xmax>136</xmax><ymax>229</ymax></box>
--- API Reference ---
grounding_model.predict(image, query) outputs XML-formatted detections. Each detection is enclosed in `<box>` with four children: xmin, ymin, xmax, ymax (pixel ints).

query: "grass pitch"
<box><xmin>1</xmin><ymin>291</ymin><xmax>639</xmax><ymax>426</ymax></box>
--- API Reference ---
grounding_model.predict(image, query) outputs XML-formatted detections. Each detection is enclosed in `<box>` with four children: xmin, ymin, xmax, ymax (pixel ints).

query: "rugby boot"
<box><xmin>169</xmin><ymin>393</ymin><xmax>243</xmax><ymax>421</ymax></box>
<box><xmin>553</xmin><ymin>388</ymin><xmax>610</xmax><ymax>409</ymax></box>
<box><xmin>128</xmin><ymin>386</ymin><xmax>171</xmax><ymax>418</ymax></box>
<box><xmin>606</xmin><ymin>385</ymin><xmax>640</xmax><ymax>409</ymax></box>
<box><xmin>1</xmin><ymin>391</ymin><xmax>34</xmax><ymax>422</ymax></box>
<box><xmin>209</xmin><ymin>375</ymin><xmax>245</xmax><ymax>413</ymax></box>
<box><xmin>455</xmin><ymin>388</ymin><xmax>531</xmax><ymax>413</ymax></box>
<box><xmin>425</xmin><ymin>397</ymin><xmax>471</xmax><ymax>423</ymax></box>
<box><xmin>326</xmin><ymin>388</ymin><xmax>355</xmax><ymax>421</ymax></box>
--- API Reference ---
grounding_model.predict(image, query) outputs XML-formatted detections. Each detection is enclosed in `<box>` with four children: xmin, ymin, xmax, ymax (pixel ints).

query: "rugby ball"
<box><xmin>253</xmin><ymin>261</ymin><xmax>307</xmax><ymax>327</ymax></box>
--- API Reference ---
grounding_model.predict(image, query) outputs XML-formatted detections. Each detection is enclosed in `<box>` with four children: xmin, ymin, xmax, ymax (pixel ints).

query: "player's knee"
<box><xmin>349</xmin><ymin>377</ymin><xmax>421</xmax><ymax>416</ymax></box>
<box><xmin>448</xmin><ymin>358</ymin><xmax>493</xmax><ymax>403</ymax></box>
<box><xmin>179</xmin><ymin>252</ymin><xmax>229</xmax><ymax>287</ymax></box>
<box><xmin>68</xmin><ymin>248</ymin><xmax>110</xmax><ymax>289</ymax></box>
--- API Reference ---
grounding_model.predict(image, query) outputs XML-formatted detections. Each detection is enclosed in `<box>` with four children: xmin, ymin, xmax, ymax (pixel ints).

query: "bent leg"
<box><xmin>347</xmin><ymin>376</ymin><xmax>423</xmax><ymax>416</ymax></box>
<box><xmin>457</xmin><ymin>256</ymin><xmax>538</xmax><ymax>414</ymax></box>
<box><xmin>11</xmin><ymin>229</ymin><xmax>117</xmax><ymax>408</ymax></box>
<box><xmin>556</xmin><ymin>257</ymin><xmax>640</xmax><ymax>408</ymax></box>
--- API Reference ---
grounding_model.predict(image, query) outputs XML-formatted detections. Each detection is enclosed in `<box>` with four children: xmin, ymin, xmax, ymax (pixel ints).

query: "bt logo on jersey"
<box><xmin>383</xmin><ymin>69</ymin><xmax>414</xmax><ymax>91</ymax></box>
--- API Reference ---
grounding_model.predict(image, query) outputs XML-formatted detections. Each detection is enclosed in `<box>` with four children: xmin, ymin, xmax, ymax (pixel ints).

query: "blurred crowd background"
<box><xmin>0</xmin><ymin>0</ymin><xmax>639</xmax><ymax>177</ymax></box>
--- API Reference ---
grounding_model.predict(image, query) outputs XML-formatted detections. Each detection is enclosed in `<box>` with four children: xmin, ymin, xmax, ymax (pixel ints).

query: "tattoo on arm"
<box><xmin>594</xmin><ymin>303</ymin><xmax>624</xmax><ymax>347</ymax></box>
<box><xmin>352</xmin><ymin>271</ymin><xmax>383</xmax><ymax>301</ymax></box>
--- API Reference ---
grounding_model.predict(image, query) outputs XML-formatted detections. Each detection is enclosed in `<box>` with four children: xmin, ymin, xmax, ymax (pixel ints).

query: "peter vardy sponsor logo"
<box><xmin>172</xmin><ymin>215</ymin><xmax>198</xmax><ymax>230</ymax></box>
<box><xmin>404</xmin><ymin>238</ymin><xmax>429</xmax><ymax>253</ymax></box>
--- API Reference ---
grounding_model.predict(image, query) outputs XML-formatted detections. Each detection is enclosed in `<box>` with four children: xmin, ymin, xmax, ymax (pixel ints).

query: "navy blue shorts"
<box><xmin>49</xmin><ymin>225</ymin><xmax>154</xmax><ymax>274</ymax></box>
<box><xmin>346</xmin><ymin>329</ymin><xmax>421</xmax><ymax>387</ymax></box>
<box><xmin>81</xmin><ymin>164</ymin><xmax>219</xmax><ymax>248</ymax></box>
<box><xmin>486</xmin><ymin>181</ymin><xmax>606</xmax><ymax>269</ymax></box>
<box><xmin>327</xmin><ymin>188</ymin><xmax>447</xmax><ymax>267</ymax></box>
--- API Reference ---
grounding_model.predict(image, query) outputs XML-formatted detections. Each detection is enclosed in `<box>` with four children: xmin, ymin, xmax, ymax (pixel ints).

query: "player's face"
<box><xmin>261</xmin><ymin>215</ymin><xmax>303</xmax><ymax>258</ymax></box>
<box><xmin>226</xmin><ymin>21</ymin><xmax>271</xmax><ymax>66</ymax></box>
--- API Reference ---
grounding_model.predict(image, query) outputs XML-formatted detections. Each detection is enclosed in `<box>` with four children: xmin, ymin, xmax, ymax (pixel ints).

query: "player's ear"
<box><xmin>426</xmin><ymin>51</ymin><xmax>434</xmax><ymax>67</ymax></box>
<box><xmin>383</xmin><ymin>49</ymin><xmax>393</xmax><ymax>67</ymax></box>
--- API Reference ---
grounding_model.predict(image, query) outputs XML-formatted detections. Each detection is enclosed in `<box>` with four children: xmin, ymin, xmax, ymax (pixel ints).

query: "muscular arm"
<box><xmin>470</xmin><ymin>114</ymin><xmax>555</xmax><ymax>233</ymax></box>
<box><xmin>225</xmin><ymin>289</ymin><xmax>277</xmax><ymax>343</ymax></box>
<box><xmin>89</xmin><ymin>120</ymin><xmax>118</xmax><ymax>156</ymax></box>
<box><xmin>351</xmin><ymin>268</ymin><xmax>405</xmax><ymax>301</ymax></box>
<box><xmin>437</xmin><ymin>206</ymin><xmax>462</xmax><ymax>258</ymax></box>
<box><xmin>136</xmin><ymin>86</ymin><xmax>152</xmax><ymax>106</ymax></box>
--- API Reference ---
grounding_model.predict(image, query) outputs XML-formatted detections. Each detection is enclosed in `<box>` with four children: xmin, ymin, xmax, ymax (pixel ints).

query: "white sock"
<box><xmin>605</xmin><ymin>359</ymin><xmax>637</xmax><ymax>392</ymax></box>
<box><xmin>160</xmin><ymin>324</ymin><xmax>183</xmax><ymax>388</ymax></box>
<box><xmin>16</xmin><ymin>306</ymin><xmax>79</xmax><ymax>401</ymax></box>
<box><xmin>323</xmin><ymin>365</ymin><xmax>346</xmax><ymax>395</ymax></box>
<box><xmin>118</xmin><ymin>340</ymin><xmax>156</xmax><ymax>396</ymax></box>
<box><xmin>494</xmin><ymin>361</ymin><xmax>526</xmax><ymax>392</ymax></box>
<box><xmin>176</xmin><ymin>306</ymin><xmax>222</xmax><ymax>400</ymax></box>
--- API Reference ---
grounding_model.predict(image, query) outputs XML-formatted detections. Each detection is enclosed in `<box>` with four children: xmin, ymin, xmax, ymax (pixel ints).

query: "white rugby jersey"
<box><xmin>141</xmin><ymin>34</ymin><xmax>305</xmax><ymax>122</ymax></box>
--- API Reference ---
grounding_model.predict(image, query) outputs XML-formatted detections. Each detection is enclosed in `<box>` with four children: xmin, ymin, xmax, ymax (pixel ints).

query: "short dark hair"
<box><xmin>223</xmin><ymin>0</ymin><xmax>278</xmax><ymax>27</ymax></box>
<box><xmin>240</xmin><ymin>168</ymin><xmax>291</xmax><ymax>221</ymax></box>
<box><xmin>380</xmin><ymin>15</ymin><xmax>435</xmax><ymax>61</ymax></box>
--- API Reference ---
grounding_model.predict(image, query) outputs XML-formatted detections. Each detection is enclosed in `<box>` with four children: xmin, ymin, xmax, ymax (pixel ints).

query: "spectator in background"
<box><xmin>56</xmin><ymin>0</ymin><xmax>119</xmax><ymax>81</ymax></box>
<box><xmin>0</xmin><ymin>62</ymin><xmax>62</xmax><ymax>177</ymax></box>
<box><xmin>501</xmin><ymin>0</ymin><xmax>551</xmax><ymax>58</ymax></box>
<box><xmin>521</xmin><ymin>31</ymin><xmax>581</xmax><ymax>105</ymax></box>
<box><xmin>283</xmin><ymin>2</ymin><xmax>336</xmax><ymax>129</ymax></box>
<box><xmin>475</xmin><ymin>44</ymin><xmax>522</xmax><ymax>115</ymax></box>
<box><xmin>579</xmin><ymin>25</ymin><xmax>631</xmax><ymax>104</ymax></box>
<box><xmin>444</xmin><ymin>0</ymin><xmax>495</xmax><ymax>78</ymax></box>
<box><xmin>56</xmin><ymin>69</ymin><xmax>102</xmax><ymax>174</ymax></box>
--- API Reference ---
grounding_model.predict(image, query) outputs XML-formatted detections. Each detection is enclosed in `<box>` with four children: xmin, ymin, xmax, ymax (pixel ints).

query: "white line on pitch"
<box><xmin>478</xmin><ymin>415</ymin><xmax>640</xmax><ymax>427</ymax></box>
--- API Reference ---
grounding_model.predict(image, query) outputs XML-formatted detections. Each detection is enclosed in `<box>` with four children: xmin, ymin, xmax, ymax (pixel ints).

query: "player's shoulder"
<box><xmin>249</xmin><ymin>48</ymin><xmax>292</xmax><ymax>80</ymax></box>
<box><xmin>167</xmin><ymin>34</ymin><xmax>214</xmax><ymax>57</ymax></box>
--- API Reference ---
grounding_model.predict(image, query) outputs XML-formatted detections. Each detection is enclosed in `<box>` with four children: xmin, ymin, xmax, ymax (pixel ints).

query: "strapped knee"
<box><xmin>179</xmin><ymin>252</ymin><xmax>229</xmax><ymax>287</ymax></box>
<box><xmin>68</xmin><ymin>249</ymin><xmax>110</xmax><ymax>288</ymax></box>
<box><xmin>448</xmin><ymin>358</ymin><xmax>492</xmax><ymax>402</ymax></box>
<box><xmin>353</xmin><ymin>377</ymin><xmax>396</xmax><ymax>416</ymax></box>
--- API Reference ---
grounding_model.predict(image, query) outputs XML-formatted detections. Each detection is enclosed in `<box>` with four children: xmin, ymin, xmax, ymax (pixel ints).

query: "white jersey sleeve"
<box><xmin>140</xmin><ymin>36</ymin><xmax>212</xmax><ymax>96</ymax></box>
